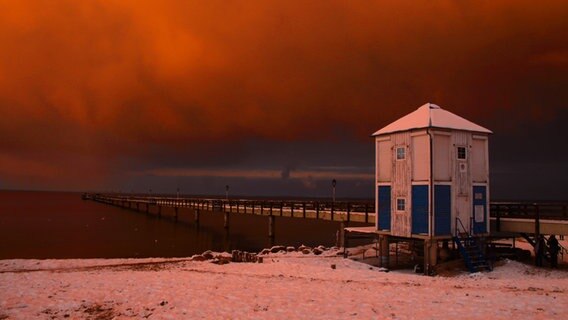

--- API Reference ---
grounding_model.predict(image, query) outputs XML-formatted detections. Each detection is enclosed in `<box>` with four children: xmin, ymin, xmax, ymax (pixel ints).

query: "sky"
<box><xmin>0</xmin><ymin>0</ymin><xmax>566</xmax><ymax>200</ymax></box>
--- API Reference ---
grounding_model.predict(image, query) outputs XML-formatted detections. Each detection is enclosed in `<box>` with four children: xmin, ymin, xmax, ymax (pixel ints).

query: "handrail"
<box><xmin>455</xmin><ymin>217</ymin><xmax>469</xmax><ymax>238</ymax></box>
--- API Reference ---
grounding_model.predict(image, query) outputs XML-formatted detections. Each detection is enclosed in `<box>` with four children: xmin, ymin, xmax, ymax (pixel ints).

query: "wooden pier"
<box><xmin>86</xmin><ymin>194</ymin><xmax>568</xmax><ymax>241</ymax></box>
<box><xmin>87</xmin><ymin>194</ymin><xmax>374</xmax><ymax>243</ymax></box>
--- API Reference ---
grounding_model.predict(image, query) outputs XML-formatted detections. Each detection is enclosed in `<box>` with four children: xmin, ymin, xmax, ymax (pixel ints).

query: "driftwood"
<box><xmin>231</xmin><ymin>250</ymin><xmax>263</xmax><ymax>263</ymax></box>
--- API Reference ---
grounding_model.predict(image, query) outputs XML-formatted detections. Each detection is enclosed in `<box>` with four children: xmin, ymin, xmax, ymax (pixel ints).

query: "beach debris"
<box><xmin>231</xmin><ymin>250</ymin><xmax>262</xmax><ymax>263</ymax></box>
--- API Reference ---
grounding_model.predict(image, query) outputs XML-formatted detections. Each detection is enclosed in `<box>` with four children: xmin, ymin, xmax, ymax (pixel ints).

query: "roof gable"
<box><xmin>372</xmin><ymin>103</ymin><xmax>492</xmax><ymax>136</ymax></box>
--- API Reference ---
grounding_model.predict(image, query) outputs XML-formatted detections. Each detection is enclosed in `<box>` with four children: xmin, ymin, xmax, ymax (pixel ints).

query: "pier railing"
<box><xmin>87</xmin><ymin>194</ymin><xmax>568</xmax><ymax>225</ymax></box>
<box><xmin>90</xmin><ymin>194</ymin><xmax>375</xmax><ymax>224</ymax></box>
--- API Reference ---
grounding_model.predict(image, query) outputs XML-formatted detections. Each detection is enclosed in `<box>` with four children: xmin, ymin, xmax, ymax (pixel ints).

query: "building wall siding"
<box><xmin>391</xmin><ymin>132</ymin><xmax>412</xmax><ymax>237</ymax></box>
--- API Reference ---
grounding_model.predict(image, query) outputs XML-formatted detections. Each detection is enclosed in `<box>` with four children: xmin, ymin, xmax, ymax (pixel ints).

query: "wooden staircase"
<box><xmin>453</xmin><ymin>218</ymin><xmax>492</xmax><ymax>273</ymax></box>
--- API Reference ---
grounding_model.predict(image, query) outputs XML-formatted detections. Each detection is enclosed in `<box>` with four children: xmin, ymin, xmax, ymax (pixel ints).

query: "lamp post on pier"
<box><xmin>177</xmin><ymin>187</ymin><xmax>180</xmax><ymax>199</ymax></box>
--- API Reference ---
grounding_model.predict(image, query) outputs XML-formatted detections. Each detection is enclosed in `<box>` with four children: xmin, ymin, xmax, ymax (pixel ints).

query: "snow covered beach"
<box><xmin>1</xmin><ymin>250</ymin><xmax>567</xmax><ymax>319</ymax></box>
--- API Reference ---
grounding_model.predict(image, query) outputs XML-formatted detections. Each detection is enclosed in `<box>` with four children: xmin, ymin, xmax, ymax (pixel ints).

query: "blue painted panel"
<box><xmin>434</xmin><ymin>185</ymin><xmax>452</xmax><ymax>236</ymax></box>
<box><xmin>378</xmin><ymin>186</ymin><xmax>391</xmax><ymax>231</ymax></box>
<box><xmin>472</xmin><ymin>186</ymin><xmax>487</xmax><ymax>234</ymax></box>
<box><xmin>411</xmin><ymin>185</ymin><xmax>429</xmax><ymax>234</ymax></box>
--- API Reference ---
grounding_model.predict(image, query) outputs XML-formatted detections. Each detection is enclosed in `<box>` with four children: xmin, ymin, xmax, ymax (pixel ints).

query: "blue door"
<box><xmin>434</xmin><ymin>185</ymin><xmax>451</xmax><ymax>236</ymax></box>
<box><xmin>411</xmin><ymin>185</ymin><xmax>428</xmax><ymax>234</ymax></box>
<box><xmin>472</xmin><ymin>186</ymin><xmax>487</xmax><ymax>234</ymax></box>
<box><xmin>378</xmin><ymin>186</ymin><xmax>391</xmax><ymax>231</ymax></box>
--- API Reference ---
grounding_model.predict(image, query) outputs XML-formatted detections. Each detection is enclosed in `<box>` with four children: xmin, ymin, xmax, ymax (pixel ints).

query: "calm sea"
<box><xmin>0</xmin><ymin>191</ymin><xmax>363</xmax><ymax>259</ymax></box>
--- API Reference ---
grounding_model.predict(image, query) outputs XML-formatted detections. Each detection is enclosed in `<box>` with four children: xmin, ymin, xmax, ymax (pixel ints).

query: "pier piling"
<box><xmin>194</xmin><ymin>209</ymin><xmax>200</xmax><ymax>225</ymax></box>
<box><xmin>224</xmin><ymin>211</ymin><xmax>230</xmax><ymax>229</ymax></box>
<box><xmin>268</xmin><ymin>215</ymin><xmax>275</xmax><ymax>239</ymax></box>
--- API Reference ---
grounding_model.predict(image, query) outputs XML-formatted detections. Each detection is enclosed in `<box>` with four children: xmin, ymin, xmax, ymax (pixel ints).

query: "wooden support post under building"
<box><xmin>338</xmin><ymin>221</ymin><xmax>347</xmax><ymax>249</ymax></box>
<box><xmin>379</xmin><ymin>235</ymin><xmax>389</xmax><ymax>268</ymax></box>
<box><xmin>423</xmin><ymin>239</ymin><xmax>438</xmax><ymax>276</ymax></box>
<box><xmin>136</xmin><ymin>203</ymin><xmax>139</xmax><ymax>211</ymax></box>
<box><xmin>268</xmin><ymin>215</ymin><xmax>275</xmax><ymax>239</ymax></box>
<box><xmin>157</xmin><ymin>206</ymin><xmax>162</xmax><ymax>218</ymax></box>
<box><xmin>174</xmin><ymin>207</ymin><xmax>179</xmax><ymax>221</ymax></box>
<box><xmin>224</xmin><ymin>211</ymin><xmax>230</xmax><ymax>229</ymax></box>
<box><xmin>146</xmin><ymin>203</ymin><xmax>149</xmax><ymax>214</ymax></box>
<box><xmin>534</xmin><ymin>203</ymin><xmax>540</xmax><ymax>238</ymax></box>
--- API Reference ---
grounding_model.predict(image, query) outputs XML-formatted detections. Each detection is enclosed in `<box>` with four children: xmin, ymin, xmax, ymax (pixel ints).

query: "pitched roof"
<box><xmin>372</xmin><ymin>103</ymin><xmax>492</xmax><ymax>136</ymax></box>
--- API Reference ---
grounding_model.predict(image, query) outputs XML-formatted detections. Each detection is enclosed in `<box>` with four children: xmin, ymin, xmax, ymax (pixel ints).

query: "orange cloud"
<box><xmin>0</xmin><ymin>1</ymin><xmax>566</xmax><ymax>189</ymax></box>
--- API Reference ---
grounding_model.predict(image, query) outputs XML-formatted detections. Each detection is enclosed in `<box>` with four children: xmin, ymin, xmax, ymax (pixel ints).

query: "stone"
<box><xmin>312</xmin><ymin>248</ymin><xmax>323</xmax><ymax>255</ymax></box>
<box><xmin>190</xmin><ymin>254</ymin><xmax>207</xmax><ymax>261</ymax></box>
<box><xmin>259</xmin><ymin>249</ymin><xmax>271</xmax><ymax>255</ymax></box>
<box><xmin>211</xmin><ymin>258</ymin><xmax>230</xmax><ymax>265</ymax></box>
<box><xmin>286</xmin><ymin>246</ymin><xmax>296</xmax><ymax>252</ymax></box>
<box><xmin>202</xmin><ymin>250</ymin><xmax>214</xmax><ymax>260</ymax></box>
<box><xmin>301</xmin><ymin>249</ymin><xmax>311</xmax><ymax>254</ymax></box>
<box><xmin>330</xmin><ymin>264</ymin><xmax>336</xmax><ymax>269</ymax></box>
<box><xmin>270</xmin><ymin>245</ymin><xmax>286</xmax><ymax>253</ymax></box>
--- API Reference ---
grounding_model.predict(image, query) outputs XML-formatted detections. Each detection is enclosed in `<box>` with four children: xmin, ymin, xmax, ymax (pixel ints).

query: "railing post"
<box><xmin>365</xmin><ymin>204</ymin><xmax>369</xmax><ymax>224</ymax></box>
<box><xmin>302</xmin><ymin>202</ymin><xmax>306</xmax><ymax>219</ymax></box>
<box><xmin>280</xmin><ymin>202</ymin><xmax>283</xmax><ymax>216</ymax></box>
<box><xmin>316</xmin><ymin>202</ymin><xmax>320</xmax><ymax>219</ymax></box>
<box><xmin>331</xmin><ymin>202</ymin><xmax>334</xmax><ymax>221</ymax></box>
<box><xmin>291</xmin><ymin>203</ymin><xmax>294</xmax><ymax>218</ymax></box>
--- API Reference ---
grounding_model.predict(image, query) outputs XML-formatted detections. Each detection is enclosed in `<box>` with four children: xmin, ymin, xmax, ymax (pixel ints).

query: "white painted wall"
<box><xmin>472</xmin><ymin>137</ymin><xmax>488</xmax><ymax>183</ymax></box>
<box><xmin>411</xmin><ymin>132</ymin><xmax>430</xmax><ymax>182</ymax></box>
<box><xmin>433</xmin><ymin>134</ymin><xmax>451</xmax><ymax>182</ymax></box>
<box><xmin>377</xmin><ymin>138</ymin><xmax>392</xmax><ymax>182</ymax></box>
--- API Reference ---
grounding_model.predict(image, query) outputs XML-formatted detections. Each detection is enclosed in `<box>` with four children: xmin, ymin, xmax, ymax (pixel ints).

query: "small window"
<box><xmin>457</xmin><ymin>146</ymin><xmax>467</xmax><ymax>160</ymax></box>
<box><xmin>396</xmin><ymin>198</ymin><xmax>406</xmax><ymax>211</ymax></box>
<box><xmin>396</xmin><ymin>147</ymin><xmax>406</xmax><ymax>160</ymax></box>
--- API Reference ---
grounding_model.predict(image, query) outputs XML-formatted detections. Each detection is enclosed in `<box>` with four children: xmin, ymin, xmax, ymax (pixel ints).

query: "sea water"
<box><xmin>0</xmin><ymin>191</ymin><xmax>352</xmax><ymax>259</ymax></box>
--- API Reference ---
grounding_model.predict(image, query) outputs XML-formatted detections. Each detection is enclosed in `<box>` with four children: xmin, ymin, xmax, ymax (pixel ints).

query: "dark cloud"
<box><xmin>0</xmin><ymin>1</ymin><xmax>566</xmax><ymax>198</ymax></box>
